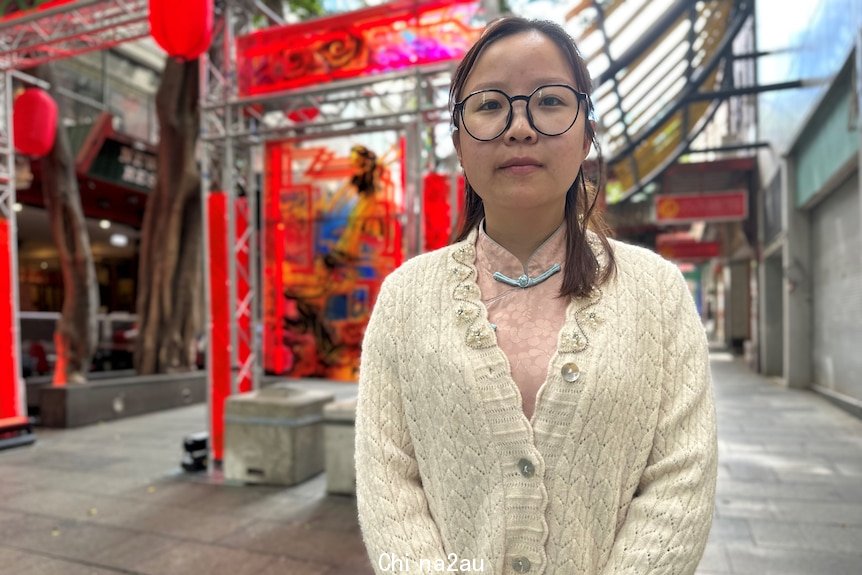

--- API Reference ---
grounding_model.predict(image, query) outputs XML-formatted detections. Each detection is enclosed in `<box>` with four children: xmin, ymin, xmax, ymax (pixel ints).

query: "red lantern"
<box><xmin>13</xmin><ymin>88</ymin><xmax>58</xmax><ymax>158</ymax></box>
<box><xmin>149</xmin><ymin>0</ymin><xmax>213</xmax><ymax>60</ymax></box>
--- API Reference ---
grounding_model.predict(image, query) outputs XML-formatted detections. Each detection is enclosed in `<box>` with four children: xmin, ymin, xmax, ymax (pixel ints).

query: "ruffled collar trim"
<box><xmin>476</xmin><ymin>217</ymin><xmax>567</xmax><ymax>280</ymax></box>
<box><xmin>449</xmin><ymin>224</ymin><xmax>607</xmax><ymax>351</ymax></box>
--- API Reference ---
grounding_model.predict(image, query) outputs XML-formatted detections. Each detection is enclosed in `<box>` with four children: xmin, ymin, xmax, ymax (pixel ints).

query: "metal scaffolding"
<box><xmin>0</xmin><ymin>0</ymin><xmax>149</xmax><ymax>71</ymax></box>
<box><xmin>200</xmin><ymin>1</ymin><xmax>456</xmax><ymax>409</ymax></box>
<box><xmin>0</xmin><ymin>63</ymin><xmax>28</xmax><ymax>440</ymax></box>
<box><xmin>0</xmin><ymin>0</ymin><xmax>457</xmax><ymax>458</ymax></box>
<box><xmin>571</xmin><ymin>0</ymin><xmax>758</xmax><ymax>205</ymax></box>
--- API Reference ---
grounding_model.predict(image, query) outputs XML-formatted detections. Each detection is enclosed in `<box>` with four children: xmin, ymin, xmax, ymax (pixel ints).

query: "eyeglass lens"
<box><xmin>461</xmin><ymin>85</ymin><xmax>582</xmax><ymax>141</ymax></box>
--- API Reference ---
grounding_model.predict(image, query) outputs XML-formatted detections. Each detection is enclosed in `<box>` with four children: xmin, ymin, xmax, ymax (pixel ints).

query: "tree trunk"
<box><xmin>134</xmin><ymin>58</ymin><xmax>203</xmax><ymax>375</ymax></box>
<box><xmin>37</xmin><ymin>64</ymin><xmax>100</xmax><ymax>385</ymax></box>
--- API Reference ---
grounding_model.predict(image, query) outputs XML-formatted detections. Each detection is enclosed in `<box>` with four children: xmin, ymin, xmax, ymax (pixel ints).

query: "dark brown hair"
<box><xmin>350</xmin><ymin>144</ymin><xmax>380</xmax><ymax>197</ymax></box>
<box><xmin>450</xmin><ymin>17</ymin><xmax>616</xmax><ymax>298</ymax></box>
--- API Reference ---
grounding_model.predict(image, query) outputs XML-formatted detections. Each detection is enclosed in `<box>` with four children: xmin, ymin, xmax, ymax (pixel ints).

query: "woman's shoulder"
<box><xmin>378</xmin><ymin>243</ymin><xmax>458</xmax><ymax>295</ymax></box>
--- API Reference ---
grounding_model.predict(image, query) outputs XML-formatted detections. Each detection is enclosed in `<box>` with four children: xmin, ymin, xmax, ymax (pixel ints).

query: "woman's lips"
<box><xmin>498</xmin><ymin>157</ymin><xmax>543</xmax><ymax>174</ymax></box>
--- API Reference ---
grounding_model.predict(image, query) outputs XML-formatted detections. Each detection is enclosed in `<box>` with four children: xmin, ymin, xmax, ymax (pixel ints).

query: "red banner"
<box><xmin>236</xmin><ymin>0</ymin><xmax>483</xmax><ymax>96</ymax></box>
<box><xmin>656</xmin><ymin>236</ymin><xmax>721</xmax><ymax>261</ymax></box>
<box><xmin>655</xmin><ymin>190</ymin><xmax>748</xmax><ymax>224</ymax></box>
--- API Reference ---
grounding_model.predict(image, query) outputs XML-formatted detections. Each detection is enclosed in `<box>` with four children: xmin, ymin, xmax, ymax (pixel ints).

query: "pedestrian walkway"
<box><xmin>698</xmin><ymin>352</ymin><xmax>862</xmax><ymax>575</ymax></box>
<box><xmin>0</xmin><ymin>356</ymin><xmax>860</xmax><ymax>574</ymax></box>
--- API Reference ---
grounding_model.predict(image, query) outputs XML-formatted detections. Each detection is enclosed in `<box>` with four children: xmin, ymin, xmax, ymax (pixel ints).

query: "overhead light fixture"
<box><xmin>13</xmin><ymin>203</ymin><xmax>22</xmax><ymax>212</ymax></box>
<box><xmin>99</xmin><ymin>219</ymin><xmax>111</xmax><ymax>229</ymax></box>
<box><xmin>109</xmin><ymin>233</ymin><xmax>128</xmax><ymax>247</ymax></box>
<box><xmin>40</xmin><ymin>261</ymin><xmax>48</xmax><ymax>270</ymax></box>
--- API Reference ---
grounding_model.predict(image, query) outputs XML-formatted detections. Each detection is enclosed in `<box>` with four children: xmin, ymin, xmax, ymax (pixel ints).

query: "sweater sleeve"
<box><xmin>355</xmin><ymin>277</ymin><xmax>452</xmax><ymax>574</ymax></box>
<box><xmin>599</xmin><ymin>264</ymin><xmax>718</xmax><ymax>575</ymax></box>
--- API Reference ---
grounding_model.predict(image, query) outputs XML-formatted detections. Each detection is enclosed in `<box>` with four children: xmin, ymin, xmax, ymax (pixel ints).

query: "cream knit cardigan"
<box><xmin>355</xmin><ymin>227</ymin><xmax>717</xmax><ymax>575</ymax></box>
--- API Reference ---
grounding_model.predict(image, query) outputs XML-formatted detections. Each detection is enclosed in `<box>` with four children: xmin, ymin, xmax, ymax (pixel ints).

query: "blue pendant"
<box><xmin>493</xmin><ymin>263</ymin><xmax>561</xmax><ymax>289</ymax></box>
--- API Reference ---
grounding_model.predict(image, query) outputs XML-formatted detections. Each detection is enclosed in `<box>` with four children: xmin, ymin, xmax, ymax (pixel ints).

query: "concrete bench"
<box><xmin>224</xmin><ymin>384</ymin><xmax>334</xmax><ymax>486</ymax></box>
<box><xmin>324</xmin><ymin>397</ymin><xmax>357</xmax><ymax>495</ymax></box>
<box><xmin>39</xmin><ymin>372</ymin><xmax>205</xmax><ymax>428</ymax></box>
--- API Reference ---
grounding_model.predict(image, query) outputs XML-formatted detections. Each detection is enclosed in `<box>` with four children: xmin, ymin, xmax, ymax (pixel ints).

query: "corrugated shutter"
<box><xmin>810</xmin><ymin>173</ymin><xmax>862</xmax><ymax>399</ymax></box>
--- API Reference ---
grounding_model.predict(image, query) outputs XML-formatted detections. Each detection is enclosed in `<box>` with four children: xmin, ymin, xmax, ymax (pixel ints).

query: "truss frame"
<box><xmin>200</xmin><ymin>1</ymin><xmax>457</xmax><ymax>425</ymax></box>
<box><xmin>0</xmin><ymin>0</ymin><xmax>149</xmax><ymax>71</ymax></box>
<box><xmin>0</xmin><ymin>0</ymin><xmax>460</xmax><ymax>461</ymax></box>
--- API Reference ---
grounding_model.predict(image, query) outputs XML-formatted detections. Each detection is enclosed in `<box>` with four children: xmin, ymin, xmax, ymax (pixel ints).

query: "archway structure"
<box><xmin>0</xmin><ymin>0</ymin><xmax>488</xmax><ymax>461</ymax></box>
<box><xmin>199</xmin><ymin>0</ymin><xmax>486</xmax><ymax>461</ymax></box>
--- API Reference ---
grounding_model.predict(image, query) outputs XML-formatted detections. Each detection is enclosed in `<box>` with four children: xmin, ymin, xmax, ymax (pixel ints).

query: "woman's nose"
<box><xmin>505</xmin><ymin>101</ymin><xmax>536</xmax><ymax>142</ymax></box>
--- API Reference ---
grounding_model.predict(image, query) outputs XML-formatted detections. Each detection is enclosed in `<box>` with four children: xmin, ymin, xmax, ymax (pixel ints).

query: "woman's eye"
<box><xmin>478</xmin><ymin>100</ymin><xmax>502</xmax><ymax>111</ymax></box>
<box><xmin>539</xmin><ymin>96</ymin><xmax>564</xmax><ymax>106</ymax></box>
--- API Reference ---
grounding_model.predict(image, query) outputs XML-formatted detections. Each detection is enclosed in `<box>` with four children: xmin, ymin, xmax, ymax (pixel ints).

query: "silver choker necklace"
<box><xmin>493</xmin><ymin>263</ymin><xmax>561</xmax><ymax>289</ymax></box>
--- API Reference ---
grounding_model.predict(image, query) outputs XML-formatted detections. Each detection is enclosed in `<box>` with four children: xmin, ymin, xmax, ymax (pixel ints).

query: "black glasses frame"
<box><xmin>453</xmin><ymin>84</ymin><xmax>589</xmax><ymax>141</ymax></box>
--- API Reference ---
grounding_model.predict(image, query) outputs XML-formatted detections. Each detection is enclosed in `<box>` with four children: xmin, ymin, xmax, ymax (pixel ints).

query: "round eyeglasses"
<box><xmin>453</xmin><ymin>84</ymin><xmax>589</xmax><ymax>141</ymax></box>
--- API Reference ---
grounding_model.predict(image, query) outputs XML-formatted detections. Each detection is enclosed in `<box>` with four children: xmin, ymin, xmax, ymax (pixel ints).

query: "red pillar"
<box><xmin>0</xmin><ymin>215</ymin><xmax>32</xmax><ymax>448</ymax></box>
<box><xmin>207</xmin><ymin>193</ymin><xmax>230</xmax><ymax>462</ymax></box>
<box><xmin>0</xmin><ymin>217</ymin><xmax>23</xmax><ymax>420</ymax></box>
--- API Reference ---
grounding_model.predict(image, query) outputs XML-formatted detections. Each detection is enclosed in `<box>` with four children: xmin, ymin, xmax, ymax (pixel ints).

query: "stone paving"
<box><xmin>697</xmin><ymin>352</ymin><xmax>862</xmax><ymax>575</ymax></box>
<box><xmin>1</xmin><ymin>355</ymin><xmax>860</xmax><ymax>574</ymax></box>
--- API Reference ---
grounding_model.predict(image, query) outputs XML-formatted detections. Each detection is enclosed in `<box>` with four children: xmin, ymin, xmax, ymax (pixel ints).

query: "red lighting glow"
<box><xmin>0</xmin><ymin>218</ymin><xmax>23</xmax><ymax>420</ymax></box>
<box><xmin>207</xmin><ymin>194</ymin><xmax>230</xmax><ymax>462</ymax></box>
<box><xmin>237</xmin><ymin>0</ymin><xmax>483</xmax><ymax>96</ymax></box>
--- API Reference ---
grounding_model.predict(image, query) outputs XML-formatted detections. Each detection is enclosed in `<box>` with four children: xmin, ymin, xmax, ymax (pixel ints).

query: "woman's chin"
<box><xmin>486</xmin><ymin>192</ymin><xmax>563</xmax><ymax>211</ymax></box>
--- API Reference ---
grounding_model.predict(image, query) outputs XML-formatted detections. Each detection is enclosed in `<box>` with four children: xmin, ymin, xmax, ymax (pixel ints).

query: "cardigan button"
<box><xmin>512</xmin><ymin>556</ymin><xmax>532</xmax><ymax>572</ymax></box>
<box><xmin>517</xmin><ymin>458</ymin><xmax>535</xmax><ymax>478</ymax></box>
<box><xmin>561</xmin><ymin>362</ymin><xmax>581</xmax><ymax>383</ymax></box>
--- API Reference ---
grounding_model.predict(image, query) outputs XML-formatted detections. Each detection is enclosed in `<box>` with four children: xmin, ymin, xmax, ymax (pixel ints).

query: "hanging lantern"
<box><xmin>13</xmin><ymin>88</ymin><xmax>58</xmax><ymax>158</ymax></box>
<box><xmin>149</xmin><ymin>0</ymin><xmax>213</xmax><ymax>60</ymax></box>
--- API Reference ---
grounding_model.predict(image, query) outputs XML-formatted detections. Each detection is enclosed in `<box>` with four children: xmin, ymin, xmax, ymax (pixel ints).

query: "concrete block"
<box><xmin>224</xmin><ymin>384</ymin><xmax>334</xmax><ymax>486</ymax></box>
<box><xmin>38</xmin><ymin>372</ymin><xmax>205</xmax><ymax>428</ymax></box>
<box><xmin>323</xmin><ymin>398</ymin><xmax>357</xmax><ymax>495</ymax></box>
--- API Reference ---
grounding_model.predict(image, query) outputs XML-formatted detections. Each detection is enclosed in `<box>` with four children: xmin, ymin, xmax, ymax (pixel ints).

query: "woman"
<box><xmin>355</xmin><ymin>17</ymin><xmax>717</xmax><ymax>575</ymax></box>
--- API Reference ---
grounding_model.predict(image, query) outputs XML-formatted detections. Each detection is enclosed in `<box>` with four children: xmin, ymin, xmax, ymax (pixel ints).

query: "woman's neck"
<box><xmin>482</xmin><ymin>211</ymin><xmax>565</xmax><ymax>266</ymax></box>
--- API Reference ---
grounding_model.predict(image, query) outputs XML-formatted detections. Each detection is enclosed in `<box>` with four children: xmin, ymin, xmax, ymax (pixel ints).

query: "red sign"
<box><xmin>236</xmin><ymin>0</ymin><xmax>483</xmax><ymax>97</ymax></box>
<box><xmin>654</xmin><ymin>190</ymin><xmax>748</xmax><ymax>224</ymax></box>
<box><xmin>656</xmin><ymin>236</ymin><xmax>721</xmax><ymax>261</ymax></box>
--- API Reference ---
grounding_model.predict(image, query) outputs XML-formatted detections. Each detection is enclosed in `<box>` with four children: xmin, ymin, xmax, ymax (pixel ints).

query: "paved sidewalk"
<box><xmin>698</xmin><ymin>352</ymin><xmax>862</xmax><ymax>575</ymax></box>
<box><xmin>1</xmin><ymin>356</ymin><xmax>861</xmax><ymax>574</ymax></box>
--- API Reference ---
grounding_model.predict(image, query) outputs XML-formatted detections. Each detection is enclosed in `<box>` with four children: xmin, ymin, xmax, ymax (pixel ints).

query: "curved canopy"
<box><xmin>559</xmin><ymin>0</ymin><xmax>749</xmax><ymax>203</ymax></box>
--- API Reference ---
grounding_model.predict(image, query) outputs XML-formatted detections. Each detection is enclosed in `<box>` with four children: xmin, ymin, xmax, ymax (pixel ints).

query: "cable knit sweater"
<box><xmin>355</xmin><ymin>225</ymin><xmax>717</xmax><ymax>575</ymax></box>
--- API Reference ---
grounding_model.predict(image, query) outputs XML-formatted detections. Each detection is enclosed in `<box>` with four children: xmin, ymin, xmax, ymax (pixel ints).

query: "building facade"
<box><xmin>755</xmin><ymin>0</ymin><xmax>862</xmax><ymax>416</ymax></box>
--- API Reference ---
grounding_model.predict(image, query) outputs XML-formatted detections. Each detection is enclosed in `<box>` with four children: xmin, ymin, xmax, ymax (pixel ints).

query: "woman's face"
<box><xmin>453</xmin><ymin>31</ymin><xmax>591</xmax><ymax>215</ymax></box>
